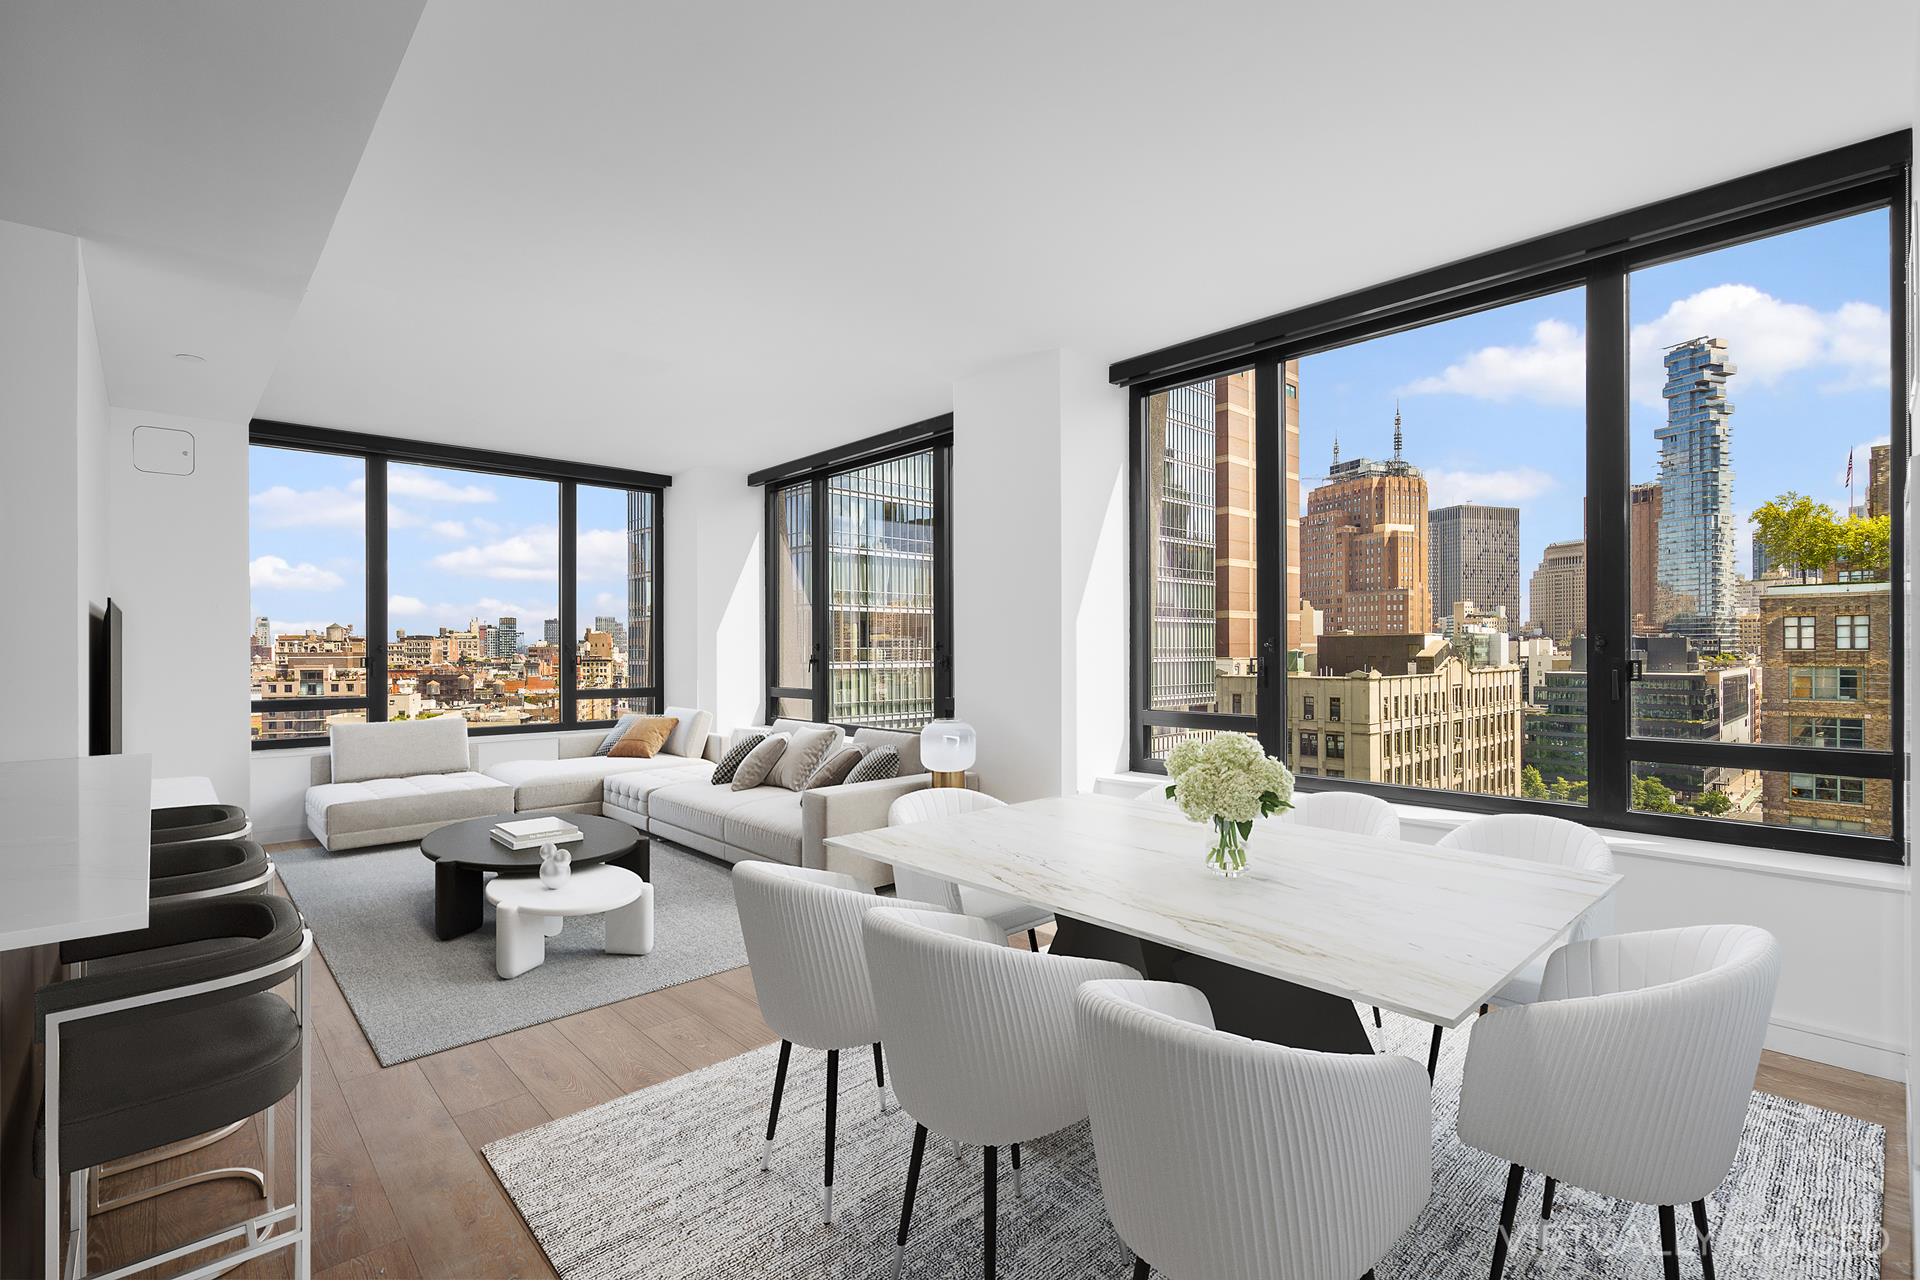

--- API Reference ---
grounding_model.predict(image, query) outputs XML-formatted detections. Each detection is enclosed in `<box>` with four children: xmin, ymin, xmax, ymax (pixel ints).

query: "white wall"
<box><xmin>0</xmin><ymin>218</ymin><xmax>108</xmax><ymax>764</ymax></box>
<box><xmin>105</xmin><ymin>406</ymin><xmax>250</xmax><ymax>805</ymax></box>
<box><xmin>663</xmin><ymin>466</ymin><xmax>762</xmax><ymax>734</ymax></box>
<box><xmin>952</xmin><ymin>350</ymin><xmax>1128</xmax><ymax>799</ymax></box>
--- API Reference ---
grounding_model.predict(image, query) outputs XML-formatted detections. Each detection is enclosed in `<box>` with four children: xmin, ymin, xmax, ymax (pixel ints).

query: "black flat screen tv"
<box><xmin>88</xmin><ymin>597</ymin><xmax>122</xmax><ymax>756</ymax></box>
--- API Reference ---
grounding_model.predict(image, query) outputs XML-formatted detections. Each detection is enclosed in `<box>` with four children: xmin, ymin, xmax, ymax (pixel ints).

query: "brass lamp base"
<box><xmin>929</xmin><ymin>770</ymin><xmax>967</xmax><ymax>789</ymax></box>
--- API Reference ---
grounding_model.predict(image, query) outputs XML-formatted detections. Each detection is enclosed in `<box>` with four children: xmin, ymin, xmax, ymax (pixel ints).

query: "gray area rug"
<box><xmin>484</xmin><ymin>1009</ymin><xmax>1884</xmax><ymax>1280</ymax></box>
<box><xmin>274</xmin><ymin>838</ymin><xmax>747</xmax><ymax>1065</ymax></box>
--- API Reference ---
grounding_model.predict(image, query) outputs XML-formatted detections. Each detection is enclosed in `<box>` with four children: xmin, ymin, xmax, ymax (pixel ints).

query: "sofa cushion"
<box><xmin>711</xmin><ymin>733</ymin><xmax>766</xmax><ymax>785</ymax></box>
<box><xmin>305</xmin><ymin>770</ymin><xmax>511</xmax><ymax>841</ymax></box>
<box><xmin>649</xmin><ymin>781</ymin><xmax>772</xmax><ymax>841</ymax></box>
<box><xmin>484</xmin><ymin>756</ymin><xmax>691</xmax><ymax>812</ymax></box>
<box><xmin>722</xmin><ymin>791</ymin><xmax>804</xmax><ymax>865</ymax></box>
<box><xmin>330</xmin><ymin>717</ymin><xmax>469</xmax><ymax>784</ymax></box>
<box><xmin>852</xmin><ymin>727</ymin><xmax>922</xmax><ymax>775</ymax></box>
<box><xmin>591</xmin><ymin>715</ymin><xmax>643</xmax><ymax>756</ymax></box>
<box><xmin>601</xmin><ymin>760</ymin><xmax>716</xmax><ymax>819</ymax></box>
<box><xmin>846</xmin><ymin>747</ymin><xmax>900</xmax><ymax>784</ymax></box>
<box><xmin>661</xmin><ymin>707</ymin><xmax>714</xmax><ymax>759</ymax></box>
<box><xmin>609</xmin><ymin>715</ymin><xmax>678</xmax><ymax>758</ymax></box>
<box><xmin>803</xmin><ymin>745</ymin><xmax>864</xmax><ymax>790</ymax></box>
<box><xmin>773</xmin><ymin>725</ymin><xmax>838</xmax><ymax>791</ymax></box>
<box><xmin>731</xmin><ymin>734</ymin><xmax>789</xmax><ymax>790</ymax></box>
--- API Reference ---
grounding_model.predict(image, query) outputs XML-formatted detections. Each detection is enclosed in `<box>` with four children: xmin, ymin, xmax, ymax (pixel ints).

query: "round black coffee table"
<box><xmin>421</xmin><ymin>811</ymin><xmax>648</xmax><ymax>940</ymax></box>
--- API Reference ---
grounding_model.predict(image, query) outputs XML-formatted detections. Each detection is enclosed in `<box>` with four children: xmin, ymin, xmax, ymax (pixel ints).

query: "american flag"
<box><xmin>1846</xmin><ymin>449</ymin><xmax>1854</xmax><ymax>487</ymax></box>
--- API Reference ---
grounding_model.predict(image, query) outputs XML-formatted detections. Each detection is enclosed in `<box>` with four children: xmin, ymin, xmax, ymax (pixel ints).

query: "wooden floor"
<box><xmin>74</xmin><ymin>844</ymin><xmax>1912</xmax><ymax>1280</ymax></box>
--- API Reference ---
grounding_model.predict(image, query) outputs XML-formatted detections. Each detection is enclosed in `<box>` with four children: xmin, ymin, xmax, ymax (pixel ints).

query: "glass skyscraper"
<box><xmin>1655</xmin><ymin>336</ymin><xmax>1738</xmax><ymax>651</ymax></box>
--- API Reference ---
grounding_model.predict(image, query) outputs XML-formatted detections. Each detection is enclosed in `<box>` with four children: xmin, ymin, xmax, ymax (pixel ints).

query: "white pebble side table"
<box><xmin>484</xmin><ymin>863</ymin><xmax>653</xmax><ymax>979</ymax></box>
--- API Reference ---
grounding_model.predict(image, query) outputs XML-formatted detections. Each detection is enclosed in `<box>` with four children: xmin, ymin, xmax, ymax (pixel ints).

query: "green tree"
<box><xmin>1691</xmin><ymin>788</ymin><xmax>1732</xmax><ymax>817</ymax></box>
<box><xmin>1521</xmin><ymin>765</ymin><xmax>1548</xmax><ymax>800</ymax></box>
<box><xmin>1750</xmin><ymin>492</ymin><xmax>1839</xmax><ymax>582</ymax></box>
<box><xmin>1631</xmin><ymin>774</ymin><xmax>1687</xmax><ymax>814</ymax></box>
<box><xmin>1834</xmin><ymin>513</ymin><xmax>1892</xmax><ymax>579</ymax></box>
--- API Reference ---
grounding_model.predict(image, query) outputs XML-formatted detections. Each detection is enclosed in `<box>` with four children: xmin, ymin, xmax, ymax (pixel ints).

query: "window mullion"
<box><xmin>1584</xmin><ymin>262</ymin><xmax>1630</xmax><ymax>819</ymax></box>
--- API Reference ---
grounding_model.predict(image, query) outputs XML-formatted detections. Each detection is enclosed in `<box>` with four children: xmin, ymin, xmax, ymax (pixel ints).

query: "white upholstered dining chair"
<box><xmin>1284</xmin><ymin>789</ymin><xmax>1401</xmax><ymax>841</ymax></box>
<box><xmin>1420</xmin><ymin>813</ymin><xmax>1615</xmax><ymax>1076</ymax></box>
<box><xmin>863</xmin><ymin>905</ymin><xmax>1139</xmax><ymax>1278</ymax></box>
<box><xmin>731</xmin><ymin>862</ymin><xmax>937</xmax><ymax>1223</ymax></box>
<box><xmin>1459</xmin><ymin>924</ymin><xmax>1779</xmax><ymax>1279</ymax></box>
<box><xmin>1076</xmin><ymin>978</ymin><xmax>1430</xmax><ymax>1280</ymax></box>
<box><xmin>886</xmin><ymin>789</ymin><xmax>1052</xmax><ymax>950</ymax></box>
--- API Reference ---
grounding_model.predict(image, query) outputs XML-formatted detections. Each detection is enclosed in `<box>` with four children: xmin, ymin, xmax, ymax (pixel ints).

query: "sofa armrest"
<box><xmin>310</xmin><ymin>753</ymin><xmax>333</xmax><ymax>787</ymax></box>
<box><xmin>800</xmin><ymin>773</ymin><xmax>933</xmax><ymax>886</ymax></box>
<box><xmin>703</xmin><ymin>732</ymin><xmax>727</xmax><ymax>763</ymax></box>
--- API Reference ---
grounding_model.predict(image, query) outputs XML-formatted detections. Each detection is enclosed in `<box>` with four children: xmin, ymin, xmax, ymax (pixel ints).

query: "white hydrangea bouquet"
<box><xmin>1164</xmin><ymin>734</ymin><xmax>1294</xmax><ymax>877</ymax></box>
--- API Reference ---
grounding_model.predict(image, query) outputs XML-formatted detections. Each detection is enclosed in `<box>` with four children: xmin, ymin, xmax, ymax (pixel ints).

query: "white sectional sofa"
<box><xmin>303</xmin><ymin>710</ymin><xmax>927</xmax><ymax>886</ymax></box>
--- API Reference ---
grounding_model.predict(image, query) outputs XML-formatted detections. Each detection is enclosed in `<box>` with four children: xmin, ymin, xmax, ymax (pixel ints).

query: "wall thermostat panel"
<box><xmin>132</xmin><ymin>425</ymin><xmax>195</xmax><ymax>476</ymax></box>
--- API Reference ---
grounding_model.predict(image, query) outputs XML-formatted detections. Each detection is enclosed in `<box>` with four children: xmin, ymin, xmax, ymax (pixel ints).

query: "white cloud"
<box><xmin>576</xmin><ymin>527</ymin><xmax>629</xmax><ymax>580</ymax></box>
<box><xmin>249</xmin><ymin>484</ymin><xmax>362</xmax><ymax>528</ymax></box>
<box><xmin>430</xmin><ymin>520</ymin><xmax>469</xmax><ymax>540</ymax></box>
<box><xmin>1424</xmin><ymin>466</ymin><xmax>1559</xmax><ymax>510</ymax></box>
<box><xmin>250</xmin><ymin>555</ymin><xmax>345</xmax><ymax>591</ymax></box>
<box><xmin>429</xmin><ymin>527</ymin><xmax>560</xmax><ymax>582</ymax></box>
<box><xmin>388</xmin><ymin>594</ymin><xmax>425</xmax><ymax>614</ymax></box>
<box><xmin>386</xmin><ymin>595</ymin><xmax>557</xmax><ymax>628</ymax></box>
<box><xmin>1402</xmin><ymin>319</ymin><xmax>1585</xmax><ymax>406</ymax></box>
<box><xmin>387</xmin><ymin>470</ymin><xmax>496</xmax><ymax>503</ymax></box>
<box><xmin>1628</xmin><ymin>284</ymin><xmax>1889</xmax><ymax>406</ymax></box>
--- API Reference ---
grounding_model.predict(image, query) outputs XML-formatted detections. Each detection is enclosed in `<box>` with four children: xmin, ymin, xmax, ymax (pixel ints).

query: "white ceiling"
<box><xmin>0</xmin><ymin>0</ymin><xmax>424</xmax><ymax>421</ymax></box>
<box><xmin>10</xmin><ymin>3</ymin><xmax>1915</xmax><ymax>462</ymax></box>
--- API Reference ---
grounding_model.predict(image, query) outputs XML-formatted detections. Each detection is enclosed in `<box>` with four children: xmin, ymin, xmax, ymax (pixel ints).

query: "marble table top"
<box><xmin>0</xmin><ymin>754</ymin><xmax>154</xmax><ymax>952</ymax></box>
<box><xmin>829</xmin><ymin>793</ymin><xmax>1620</xmax><ymax>1027</ymax></box>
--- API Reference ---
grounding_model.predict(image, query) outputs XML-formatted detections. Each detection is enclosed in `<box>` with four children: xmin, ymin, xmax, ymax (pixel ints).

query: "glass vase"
<box><xmin>1205</xmin><ymin>816</ymin><xmax>1248</xmax><ymax>878</ymax></box>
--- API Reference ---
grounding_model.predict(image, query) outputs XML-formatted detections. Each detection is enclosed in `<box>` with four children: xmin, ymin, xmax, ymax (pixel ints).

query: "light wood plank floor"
<box><xmin>72</xmin><ymin>842</ymin><xmax>1911</xmax><ymax>1279</ymax></box>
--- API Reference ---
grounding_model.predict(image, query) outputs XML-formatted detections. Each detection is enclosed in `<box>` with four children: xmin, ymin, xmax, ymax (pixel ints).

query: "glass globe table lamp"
<box><xmin>920</xmin><ymin>719</ymin><xmax>976</xmax><ymax>788</ymax></box>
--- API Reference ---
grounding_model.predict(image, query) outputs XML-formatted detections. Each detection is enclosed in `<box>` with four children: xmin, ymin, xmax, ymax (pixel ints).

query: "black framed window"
<box><xmin>751</xmin><ymin>416</ymin><xmax>953</xmax><ymax>730</ymax></box>
<box><xmin>248</xmin><ymin>421</ymin><xmax>669</xmax><ymax>748</ymax></box>
<box><xmin>1117</xmin><ymin>132</ymin><xmax>1909</xmax><ymax>862</ymax></box>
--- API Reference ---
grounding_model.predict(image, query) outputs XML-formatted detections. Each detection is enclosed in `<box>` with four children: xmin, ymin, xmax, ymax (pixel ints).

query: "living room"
<box><xmin>2</xmin><ymin>3</ymin><xmax>1918</xmax><ymax>1279</ymax></box>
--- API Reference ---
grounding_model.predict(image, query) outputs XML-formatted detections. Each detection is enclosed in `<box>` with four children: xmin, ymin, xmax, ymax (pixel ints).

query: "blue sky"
<box><xmin>1296</xmin><ymin>208</ymin><xmax>1892</xmax><ymax>586</ymax></box>
<box><xmin>248</xmin><ymin>451</ymin><xmax>633</xmax><ymax>645</ymax></box>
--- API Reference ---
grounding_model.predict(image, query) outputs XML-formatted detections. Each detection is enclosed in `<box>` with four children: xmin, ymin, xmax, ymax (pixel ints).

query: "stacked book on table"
<box><xmin>490</xmin><ymin>815</ymin><xmax>585</xmax><ymax>850</ymax></box>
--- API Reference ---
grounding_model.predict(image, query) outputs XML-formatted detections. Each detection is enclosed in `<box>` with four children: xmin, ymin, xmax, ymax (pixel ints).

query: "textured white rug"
<box><xmin>483</xmin><ymin>1010</ymin><xmax>1885</xmax><ymax>1279</ymax></box>
<box><xmin>275</xmin><ymin>838</ymin><xmax>748</xmax><ymax>1064</ymax></box>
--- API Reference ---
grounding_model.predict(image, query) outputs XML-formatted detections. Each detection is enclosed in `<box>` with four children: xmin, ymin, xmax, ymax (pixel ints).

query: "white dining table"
<box><xmin>828</xmin><ymin>793</ymin><xmax>1620</xmax><ymax>1047</ymax></box>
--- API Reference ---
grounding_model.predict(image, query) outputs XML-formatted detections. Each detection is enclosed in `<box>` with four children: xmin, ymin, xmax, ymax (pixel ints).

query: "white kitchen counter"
<box><xmin>0</xmin><ymin>754</ymin><xmax>153</xmax><ymax>951</ymax></box>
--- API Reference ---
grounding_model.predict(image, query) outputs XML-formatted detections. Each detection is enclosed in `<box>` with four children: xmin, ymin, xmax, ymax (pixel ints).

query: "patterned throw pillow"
<box><xmin>731</xmin><ymin>734</ymin><xmax>790</xmax><ymax>791</ymax></box>
<box><xmin>845</xmin><ymin>746</ymin><xmax>899</xmax><ymax>784</ymax></box>
<box><xmin>802</xmin><ymin>746</ymin><xmax>865</xmax><ymax>790</ymax></box>
<box><xmin>593</xmin><ymin>714</ymin><xmax>642</xmax><ymax>757</ymax></box>
<box><xmin>710</xmin><ymin>733</ymin><xmax>766</xmax><ymax>785</ymax></box>
<box><xmin>608</xmin><ymin>715</ymin><xmax>679</xmax><ymax>759</ymax></box>
<box><xmin>774</xmin><ymin>726</ymin><xmax>839</xmax><ymax>791</ymax></box>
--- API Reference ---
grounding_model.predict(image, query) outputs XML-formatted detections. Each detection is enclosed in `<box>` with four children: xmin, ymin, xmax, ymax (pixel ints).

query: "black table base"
<box><xmin>433</xmin><ymin>841</ymin><xmax>650</xmax><ymax>941</ymax></box>
<box><xmin>1049</xmin><ymin>915</ymin><xmax>1374</xmax><ymax>1055</ymax></box>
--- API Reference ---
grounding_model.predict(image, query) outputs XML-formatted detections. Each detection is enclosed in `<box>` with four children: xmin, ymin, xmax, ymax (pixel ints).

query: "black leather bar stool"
<box><xmin>150</xmin><ymin>837</ymin><xmax>273</xmax><ymax>903</ymax></box>
<box><xmin>38</xmin><ymin>895</ymin><xmax>314</xmax><ymax>1279</ymax></box>
<box><xmin>150</xmin><ymin>803</ymin><xmax>252</xmax><ymax>844</ymax></box>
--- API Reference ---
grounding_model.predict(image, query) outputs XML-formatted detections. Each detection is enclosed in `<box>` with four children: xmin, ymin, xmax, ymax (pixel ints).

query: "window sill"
<box><xmin>1092</xmin><ymin>772</ymin><xmax>1910</xmax><ymax>894</ymax></box>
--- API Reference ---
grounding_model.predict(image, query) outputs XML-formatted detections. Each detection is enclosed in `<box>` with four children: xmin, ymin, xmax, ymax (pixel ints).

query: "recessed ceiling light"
<box><xmin>172</xmin><ymin>352</ymin><xmax>206</xmax><ymax>363</ymax></box>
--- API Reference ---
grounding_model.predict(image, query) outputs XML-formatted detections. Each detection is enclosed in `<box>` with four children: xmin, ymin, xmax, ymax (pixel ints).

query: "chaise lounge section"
<box><xmin>305</xmin><ymin>717</ymin><xmax>514</xmax><ymax>851</ymax></box>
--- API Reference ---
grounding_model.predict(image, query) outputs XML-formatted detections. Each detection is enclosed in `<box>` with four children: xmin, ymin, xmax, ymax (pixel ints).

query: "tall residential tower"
<box><xmin>1655</xmin><ymin>336</ymin><xmax>1738</xmax><ymax>650</ymax></box>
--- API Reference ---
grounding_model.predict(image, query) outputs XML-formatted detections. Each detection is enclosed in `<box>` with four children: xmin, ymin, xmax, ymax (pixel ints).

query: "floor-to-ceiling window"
<box><xmin>248</xmin><ymin>424</ymin><xmax>668</xmax><ymax>747</ymax></box>
<box><xmin>755</xmin><ymin>418</ymin><xmax>952</xmax><ymax>730</ymax></box>
<box><xmin>1120</xmin><ymin>133</ymin><xmax>1908</xmax><ymax>862</ymax></box>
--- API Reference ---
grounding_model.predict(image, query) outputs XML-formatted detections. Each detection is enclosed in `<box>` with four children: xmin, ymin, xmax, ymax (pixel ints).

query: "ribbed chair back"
<box><xmin>886</xmin><ymin>789</ymin><xmax>1006</xmax><ymax>914</ymax></box>
<box><xmin>1459</xmin><ymin>923</ymin><xmax>1779</xmax><ymax>1207</ymax></box>
<box><xmin>1437</xmin><ymin>813</ymin><xmax>1616</xmax><ymax>938</ymax></box>
<box><xmin>732</xmin><ymin>862</ymin><xmax>892</xmax><ymax>1051</ymax></box>
<box><xmin>1285</xmin><ymin>790</ymin><xmax>1401</xmax><ymax>841</ymax></box>
<box><xmin>863</xmin><ymin>905</ymin><xmax>1136</xmax><ymax>1146</ymax></box>
<box><xmin>1076</xmin><ymin>978</ymin><xmax>1431</xmax><ymax>1279</ymax></box>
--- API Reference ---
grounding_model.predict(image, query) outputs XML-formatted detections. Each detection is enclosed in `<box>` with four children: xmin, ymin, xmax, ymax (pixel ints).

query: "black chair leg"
<box><xmin>873</xmin><ymin>1042</ymin><xmax>886</xmax><ymax>1089</ymax></box>
<box><xmin>1132</xmin><ymin>1256</ymin><xmax>1150</xmax><ymax>1279</ymax></box>
<box><xmin>1362</xmin><ymin>1273</ymin><xmax>1376</xmax><ymax>1280</ymax></box>
<box><xmin>1372</xmin><ymin>1006</ymin><xmax>1382</xmax><ymax>1028</ymax></box>
<box><xmin>1028</xmin><ymin>928</ymin><xmax>1040</xmax><ymax>951</ymax></box>
<box><xmin>1427</xmin><ymin>1024</ymin><xmax>1444</xmax><ymax>1081</ymax></box>
<box><xmin>1010</xmin><ymin>1140</ymin><xmax>1022</xmax><ymax>1198</ymax></box>
<box><xmin>893</xmin><ymin>1123</ymin><xmax>927</xmax><ymax>1276</ymax></box>
<box><xmin>1541</xmin><ymin>1175</ymin><xmax>1557</xmax><ymax>1220</ymax></box>
<box><xmin>762</xmin><ymin>1039</ymin><xmax>791</xmax><ymax>1170</ymax></box>
<box><xmin>984</xmin><ymin>1145</ymin><xmax>998</xmax><ymax>1280</ymax></box>
<box><xmin>823</xmin><ymin>1049</ymin><xmax>839</xmax><ymax>1223</ymax></box>
<box><xmin>1490</xmin><ymin>1162</ymin><xmax>1523</xmax><ymax>1279</ymax></box>
<box><xmin>1658</xmin><ymin>1204</ymin><xmax>1680</xmax><ymax>1280</ymax></box>
<box><xmin>1693</xmin><ymin>1199</ymin><xmax>1715</xmax><ymax>1279</ymax></box>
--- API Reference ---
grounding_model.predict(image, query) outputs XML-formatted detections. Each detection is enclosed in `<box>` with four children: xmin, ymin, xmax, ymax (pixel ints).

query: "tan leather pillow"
<box><xmin>608</xmin><ymin>715</ymin><xmax>679</xmax><ymax>758</ymax></box>
<box><xmin>731</xmin><ymin>733</ymin><xmax>790</xmax><ymax>790</ymax></box>
<box><xmin>802</xmin><ymin>745</ymin><xmax>865</xmax><ymax>790</ymax></box>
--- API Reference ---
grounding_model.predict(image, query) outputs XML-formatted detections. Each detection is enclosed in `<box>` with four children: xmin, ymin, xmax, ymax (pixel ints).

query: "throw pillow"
<box><xmin>731</xmin><ymin>734</ymin><xmax>790</xmax><ymax>791</ymax></box>
<box><xmin>608</xmin><ymin>715</ymin><xmax>679</xmax><ymax>759</ymax></box>
<box><xmin>774</xmin><ymin>725</ymin><xmax>839</xmax><ymax>791</ymax></box>
<box><xmin>802</xmin><ymin>745</ymin><xmax>865</xmax><ymax>791</ymax></box>
<box><xmin>592</xmin><ymin>714</ymin><xmax>642</xmax><ymax>757</ymax></box>
<box><xmin>711</xmin><ymin>733</ymin><xmax>766</xmax><ymax>785</ymax></box>
<box><xmin>845</xmin><ymin>746</ymin><xmax>900</xmax><ymax>784</ymax></box>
